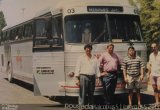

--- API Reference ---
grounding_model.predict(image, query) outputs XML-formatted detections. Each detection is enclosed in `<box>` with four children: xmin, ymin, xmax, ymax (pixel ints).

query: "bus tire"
<box><xmin>48</xmin><ymin>96</ymin><xmax>56</xmax><ymax>101</ymax></box>
<box><xmin>6</xmin><ymin>62</ymin><xmax>13</xmax><ymax>83</ymax></box>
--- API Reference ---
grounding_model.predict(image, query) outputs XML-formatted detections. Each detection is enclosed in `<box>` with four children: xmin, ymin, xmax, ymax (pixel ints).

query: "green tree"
<box><xmin>0</xmin><ymin>11</ymin><xmax>6</xmax><ymax>43</ymax></box>
<box><xmin>139</xmin><ymin>0</ymin><xmax>160</xmax><ymax>45</ymax></box>
<box><xmin>129</xmin><ymin>0</ymin><xmax>160</xmax><ymax>59</ymax></box>
<box><xmin>130</xmin><ymin>0</ymin><xmax>160</xmax><ymax>45</ymax></box>
<box><xmin>0</xmin><ymin>11</ymin><xmax>6</xmax><ymax>31</ymax></box>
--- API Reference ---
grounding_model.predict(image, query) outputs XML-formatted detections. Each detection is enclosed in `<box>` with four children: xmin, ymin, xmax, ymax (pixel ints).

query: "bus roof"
<box><xmin>50</xmin><ymin>0</ymin><xmax>132</xmax><ymax>9</ymax></box>
<box><xmin>2</xmin><ymin>19</ymin><xmax>33</xmax><ymax>31</ymax></box>
<box><xmin>35</xmin><ymin>0</ymin><xmax>132</xmax><ymax>14</ymax></box>
<box><xmin>2</xmin><ymin>0</ymin><xmax>135</xmax><ymax>31</ymax></box>
<box><xmin>34</xmin><ymin>7</ymin><xmax>51</xmax><ymax>18</ymax></box>
<box><xmin>50</xmin><ymin>0</ymin><xmax>136</xmax><ymax>16</ymax></box>
<box><xmin>36</xmin><ymin>0</ymin><xmax>134</xmax><ymax>16</ymax></box>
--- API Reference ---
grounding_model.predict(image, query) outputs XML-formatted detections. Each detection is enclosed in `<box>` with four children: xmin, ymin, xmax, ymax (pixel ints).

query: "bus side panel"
<box><xmin>0</xmin><ymin>45</ymin><xmax>7</xmax><ymax>73</ymax></box>
<box><xmin>33</xmin><ymin>52</ymin><xmax>65</xmax><ymax>96</ymax></box>
<box><xmin>11</xmin><ymin>41</ymin><xmax>33</xmax><ymax>83</ymax></box>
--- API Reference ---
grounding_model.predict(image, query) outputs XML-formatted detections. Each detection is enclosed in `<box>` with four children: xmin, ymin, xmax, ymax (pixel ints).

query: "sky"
<box><xmin>0</xmin><ymin>0</ymin><xmax>134</xmax><ymax>27</ymax></box>
<box><xmin>0</xmin><ymin>0</ymin><xmax>57</xmax><ymax>26</ymax></box>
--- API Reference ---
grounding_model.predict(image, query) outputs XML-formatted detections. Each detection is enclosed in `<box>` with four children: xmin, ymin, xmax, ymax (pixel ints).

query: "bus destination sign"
<box><xmin>87</xmin><ymin>6</ymin><xmax>123</xmax><ymax>12</ymax></box>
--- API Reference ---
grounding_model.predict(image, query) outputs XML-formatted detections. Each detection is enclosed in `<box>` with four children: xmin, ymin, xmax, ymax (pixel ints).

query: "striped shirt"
<box><xmin>121</xmin><ymin>56</ymin><xmax>144</xmax><ymax>77</ymax></box>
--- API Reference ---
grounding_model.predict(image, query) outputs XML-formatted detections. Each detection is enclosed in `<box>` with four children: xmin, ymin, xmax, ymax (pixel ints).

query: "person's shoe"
<box><xmin>154</xmin><ymin>104</ymin><xmax>160</xmax><ymax>108</ymax></box>
<box><xmin>138</xmin><ymin>104</ymin><xmax>143</xmax><ymax>109</ymax></box>
<box><xmin>126</xmin><ymin>105</ymin><xmax>132</xmax><ymax>109</ymax></box>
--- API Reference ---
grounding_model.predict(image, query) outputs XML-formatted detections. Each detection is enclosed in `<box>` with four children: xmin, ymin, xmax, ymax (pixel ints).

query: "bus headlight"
<box><xmin>67</xmin><ymin>72</ymin><xmax>75</xmax><ymax>78</ymax></box>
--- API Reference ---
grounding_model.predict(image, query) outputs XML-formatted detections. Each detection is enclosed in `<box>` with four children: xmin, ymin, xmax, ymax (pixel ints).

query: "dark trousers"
<box><xmin>100</xmin><ymin>73</ymin><xmax>117</xmax><ymax>105</ymax></box>
<box><xmin>79</xmin><ymin>74</ymin><xmax>95</xmax><ymax>105</ymax></box>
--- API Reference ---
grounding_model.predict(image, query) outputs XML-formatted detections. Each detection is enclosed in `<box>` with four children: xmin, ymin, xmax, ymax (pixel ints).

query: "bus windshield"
<box><xmin>65</xmin><ymin>14</ymin><xmax>143</xmax><ymax>43</ymax></box>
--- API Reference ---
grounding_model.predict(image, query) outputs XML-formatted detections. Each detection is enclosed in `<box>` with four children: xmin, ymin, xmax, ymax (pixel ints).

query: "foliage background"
<box><xmin>129</xmin><ymin>0</ymin><xmax>160</xmax><ymax>57</ymax></box>
<box><xmin>0</xmin><ymin>11</ymin><xmax>6</xmax><ymax>33</ymax></box>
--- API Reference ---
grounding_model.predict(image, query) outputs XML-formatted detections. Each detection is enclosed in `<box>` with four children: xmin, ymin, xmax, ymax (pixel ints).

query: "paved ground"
<box><xmin>0</xmin><ymin>72</ymin><xmax>158</xmax><ymax>110</ymax></box>
<box><xmin>0</xmin><ymin>72</ymin><xmax>57</xmax><ymax>104</ymax></box>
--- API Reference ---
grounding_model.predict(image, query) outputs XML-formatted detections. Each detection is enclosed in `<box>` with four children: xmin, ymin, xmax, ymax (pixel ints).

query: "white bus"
<box><xmin>0</xmin><ymin>0</ymin><xmax>147</xmax><ymax>97</ymax></box>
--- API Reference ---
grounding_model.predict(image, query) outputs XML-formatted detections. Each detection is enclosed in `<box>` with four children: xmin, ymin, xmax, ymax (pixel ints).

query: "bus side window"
<box><xmin>1</xmin><ymin>54</ymin><xmax>4</xmax><ymax>66</ymax></box>
<box><xmin>6</xmin><ymin>30</ymin><xmax>10</xmax><ymax>42</ymax></box>
<box><xmin>24</xmin><ymin>22</ymin><xmax>33</xmax><ymax>38</ymax></box>
<box><xmin>46</xmin><ymin>18</ymin><xmax>52</xmax><ymax>39</ymax></box>
<box><xmin>14</xmin><ymin>28</ymin><xmax>19</xmax><ymax>40</ymax></box>
<box><xmin>52</xmin><ymin>15</ymin><xmax>63</xmax><ymax>46</ymax></box>
<box><xmin>18</xmin><ymin>26</ymin><xmax>23</xmax><ymax>39</ymax></box>
<box><xmin>0</xmin><ymin>32</ymin><xmax>2</xmax><ymax>44</ymax></box>
<box><xmin>11</xmin><ymin>28</ymin><xmax>17</xmax><ymax>40</ymax></box>
<box><xmin>2</xmin><ymin>32</ymin><xmax>5</xmax><ymax>42</ymax></box>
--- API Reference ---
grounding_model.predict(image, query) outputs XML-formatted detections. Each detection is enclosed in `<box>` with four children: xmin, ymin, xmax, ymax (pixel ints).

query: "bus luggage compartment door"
<box><xmin>33</xmin><ymin>52</ymin><xmax>65</xmax><ymax>96</ymax></box>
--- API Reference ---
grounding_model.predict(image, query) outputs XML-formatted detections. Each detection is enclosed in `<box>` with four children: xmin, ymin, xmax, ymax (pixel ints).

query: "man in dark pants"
<box><xmin>75</xmin><ymin>44</ymin><xmax>99</xmax><ymax>105</ymax></box>
<box><xmin>99</xmin><ymin>43</ymin><xmax>121</xmax><ymax>105</ymax></box>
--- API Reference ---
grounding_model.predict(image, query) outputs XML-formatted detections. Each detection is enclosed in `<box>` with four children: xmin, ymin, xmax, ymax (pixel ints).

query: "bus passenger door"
<box><xmin>4</xmin><ymin>44</ymin><xmax>13</xmax><ymax>82</ymax></box>
<box><xmin>33</xmin><ymin>14</ymin><xmax>65</xmax><ymax>96</ymax></box>
<box><xmin>33</xmin><ymin>51</ymin><xmax>65</xmax><ymax>96</ymax></box>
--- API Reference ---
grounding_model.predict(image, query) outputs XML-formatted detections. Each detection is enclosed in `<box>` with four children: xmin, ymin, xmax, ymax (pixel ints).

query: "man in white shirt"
<box><xmin>75</xmin><ymin>44</ymin><xmax>99</xmax><ymax>105</ymax></box>
<box><xmin>148</xmin><ymin>43</ymin><xmax>160</xmax><ymax>107</ymax></box>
